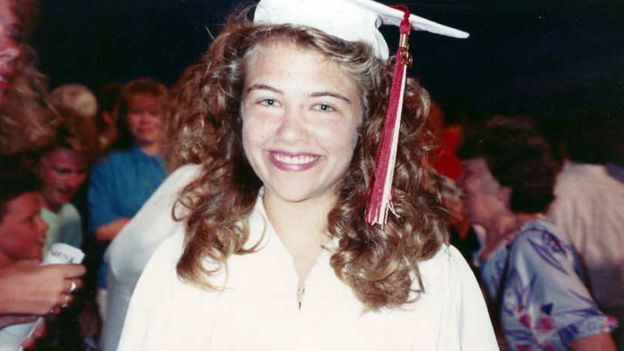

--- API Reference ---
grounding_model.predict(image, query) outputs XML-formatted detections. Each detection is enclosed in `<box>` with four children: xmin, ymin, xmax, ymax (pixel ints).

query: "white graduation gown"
<box><xmin>117</xmin><ymin>196</ymin><xmax>498</xmax><ymax>351</ymax></box>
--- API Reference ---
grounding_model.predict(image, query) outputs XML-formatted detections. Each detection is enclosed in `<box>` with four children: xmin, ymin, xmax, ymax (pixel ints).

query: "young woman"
<box><xmin>88</xmin><ymin>77</ymin><xmax>168</xmax><ymax>320</ymax></box>
<box><xmin>117</xmin><ymin>1</ymin><xmax>497</xmax><ymax>350</ymax></box>
<box><xmin>458</xmin><ymin>116</ymin><xmax>617</xmax><ymax>350</ymax></box>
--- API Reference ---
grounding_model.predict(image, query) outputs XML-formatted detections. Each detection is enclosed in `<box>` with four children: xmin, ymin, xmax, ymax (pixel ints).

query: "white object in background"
<box><xmin>0</xmin><ymin>243</ymin><xmax>84</xmax><ymax>351</ymax></box>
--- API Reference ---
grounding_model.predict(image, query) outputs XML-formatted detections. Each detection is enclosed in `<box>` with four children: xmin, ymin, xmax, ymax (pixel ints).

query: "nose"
<box><xmin>275</xmin><ymin>106</ymin><xmax>307</xmax><ymax>143</ymax></box>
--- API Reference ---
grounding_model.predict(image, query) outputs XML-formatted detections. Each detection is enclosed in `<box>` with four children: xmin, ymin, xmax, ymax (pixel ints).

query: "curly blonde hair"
<box><xmin>171</xmin><ymin>12</ymin><xmax>448</xmax><ymax>310</ymax></box>
<box><xmin>0</xmin><ymin>0</ymin><xmax>57</xmax><ymax>155</ymax></box>
<box><xmin>36</xmin><ymin>105</ymin><xmax>100</xmax><ymax>166</ymax></box>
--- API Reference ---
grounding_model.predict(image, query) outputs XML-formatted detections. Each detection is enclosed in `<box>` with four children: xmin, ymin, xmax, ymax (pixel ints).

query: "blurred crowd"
<box><xmin>0</xmin><ymin>0</ymin><xmax>622</xmax><ymax>350</ymax></box>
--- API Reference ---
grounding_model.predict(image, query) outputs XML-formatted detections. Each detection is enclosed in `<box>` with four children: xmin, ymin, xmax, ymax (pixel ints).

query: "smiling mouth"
<box><xmin>269</xmin><ymin>151</ymin><xmax>320</xmax><ymax>171</ymax></box>
<box><xmin>273</xmin><ymin>153</ymin><xmax>318</xmax><ymax>164</ymax></box>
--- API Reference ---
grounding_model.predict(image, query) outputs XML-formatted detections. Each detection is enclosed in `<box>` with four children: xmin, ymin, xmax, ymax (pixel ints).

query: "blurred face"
<box><xmin>242</xmin><ymin>43</ymin><xmax>362</xmax><ymax>205</ymax></box>
<box><xmin>0</xmin><ymin>192</ymin><xmax>47</xmax><ymax>264</ymax></box>
<box><xmin>458</xmin><ymin>158</ymin><xmax>509</xmax><ymax>226</ymax></box>
<box><xmin>38</xmin><ymin>148</ymin><xmax>87</xmax><ymax>211</ymax></box>
<box><xmin>126</xmin><ymin>94</ymin><xmax>162</xmax><ymax>147</ymax></box>
<box><xmin>0</xmin><ymin>0</ymin><xmax>21</xmax><ymax>107</ymax></box>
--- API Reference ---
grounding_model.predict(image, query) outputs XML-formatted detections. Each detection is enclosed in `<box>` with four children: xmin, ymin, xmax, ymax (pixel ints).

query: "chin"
<box><xmin>267</xmin><ymin>181</ymin><xmax>336</xmax><ymax>205</ymax></box>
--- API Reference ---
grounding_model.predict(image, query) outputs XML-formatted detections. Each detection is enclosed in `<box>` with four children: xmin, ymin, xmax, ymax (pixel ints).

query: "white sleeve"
<box><xmin>116</xmin><ymin>232</ymin><xmax>184</xmax><ymax>351</ymax></box>
<box><xmin>107</xmin><ymin>164</ymin><xmax>201</xmax><ymax>288</ymax></box>
<box><xmin>449</xmin><ymin>246</ymin><xmax>499</xmax><ymax>351</ymax></box>
<box><xmin>102</xmin><ymin>165</ymin><xmax>200</xmax><ymax>351</ymax></box>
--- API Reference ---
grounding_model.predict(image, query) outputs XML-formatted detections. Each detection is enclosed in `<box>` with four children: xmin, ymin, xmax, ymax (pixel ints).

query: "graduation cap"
<box><xmin>254</xmin><ymin>0</ymin><xmax>469</xmax><ymax>226</ymax></box>
<box><xmin>254</xmin><ymin>0</ymin><xmax>468</xmax><ymax>60</ymax></box>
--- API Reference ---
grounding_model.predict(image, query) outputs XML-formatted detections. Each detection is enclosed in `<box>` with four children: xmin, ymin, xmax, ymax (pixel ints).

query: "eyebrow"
<box><xmin>245</xmin><ymin>84</ymin><xmax>282</xmax><ymax>95</ymax></box>
<box><xmin>309</xmin><ymin>91</ymin><xmax>351</xmax><ymax>104</ymax></box>
<box><xmin>246</xmin><ymin>84</ymin><xmax>352</xmax><ymax>104</ymax></box>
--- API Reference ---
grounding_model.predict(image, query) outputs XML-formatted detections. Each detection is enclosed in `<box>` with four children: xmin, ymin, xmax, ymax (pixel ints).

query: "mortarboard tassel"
<box><xmin>366</xmin><ymin>6</ymin><xmax>412</xmax><ymax>227</ymax></box>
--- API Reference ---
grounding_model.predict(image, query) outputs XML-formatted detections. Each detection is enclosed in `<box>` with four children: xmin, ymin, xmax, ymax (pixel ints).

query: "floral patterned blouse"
<box><xmin>479</xmin><ymin>219</ymin><xmax>617</xmax><ymax>350</ymax></box>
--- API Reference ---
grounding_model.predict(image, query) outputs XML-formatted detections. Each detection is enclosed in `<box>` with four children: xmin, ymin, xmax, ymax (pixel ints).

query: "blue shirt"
<box><xmin>88</xmin><ymin>147</ymin><xmax>166</xmax><ymax>288</ymax></box>
<box><xmin>479</xmin><ymin>220</ymin><xmax>617</xmax><ymax>350</ymax></box>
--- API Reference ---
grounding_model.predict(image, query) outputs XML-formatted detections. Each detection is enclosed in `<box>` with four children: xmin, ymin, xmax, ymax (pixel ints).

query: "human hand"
<box><xmin>0</xmin><ymin>260</ymin><xmax>86</xmax><ymax>315</ymax></box>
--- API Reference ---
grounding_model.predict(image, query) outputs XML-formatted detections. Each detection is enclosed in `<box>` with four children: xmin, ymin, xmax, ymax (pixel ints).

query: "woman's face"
<box><xmin>126</xmin><ymin>94</ymin><xmax>162</xmax><ymax>147</ymax></box>
<box><xmin>458</xmin><ymin>158</ymin><xmax>509</xmax><ymax>226</ymax></box>
<box><xmin>242</xmin><ymin>42</ymin><xmax>362</xmax><ymax>205</ymax></box>
<box><xmin>38</xmin><ymin>148</ymin><xmax>88</xmax><ymax>211</ymax></box>
<box><xmin>0</xmin><ymin>0</ymin><xmax>21</xmax><ymax>107</ymax></box>
<box><xmin>0</xmin><ymin>192</ymin><xmax>47</xmax><ymax>263</ymax></box>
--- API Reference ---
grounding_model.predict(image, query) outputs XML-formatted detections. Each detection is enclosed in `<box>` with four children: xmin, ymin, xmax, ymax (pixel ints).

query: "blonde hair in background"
<box><xmin>51</xmin><ymin>84</ymin><xmax>98</xmax><ymax>120</ymax></box>
<box><xmin>38</xmin><ymin>105</ymin><xmax>101</xmax><ymax>166</ymax></box>
<box><xmin>0</xmin><ymin>0</ymin><xmax>57</xmax><ymax>155</ymax></box>
<box><xmin>0</xmin><ymin>48</ymin><xmax>58</xmax><ymax>155</ymax></box>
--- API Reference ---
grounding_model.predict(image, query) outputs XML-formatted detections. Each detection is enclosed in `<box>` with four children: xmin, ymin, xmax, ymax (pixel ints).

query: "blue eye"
<box><xmin>260</xmin><ymin>98</ymin><xmax>276</xmax><ymax>106</ymax></box>
<box><xmin>315</xmin><ymin>103</ymin><xmax>336</xmax><ymax>112</ymax></box>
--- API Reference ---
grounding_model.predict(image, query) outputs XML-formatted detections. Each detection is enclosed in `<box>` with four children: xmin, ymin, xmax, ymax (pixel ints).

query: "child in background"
<box><xmin>36</xmin><ymin>108</ymin><xmax>99</xmax><ymax>254</ymax></box>
<box><xmin>0</xmin><ymin>170</ymin><xmax>47</xmax><ymax>270</ymax></box>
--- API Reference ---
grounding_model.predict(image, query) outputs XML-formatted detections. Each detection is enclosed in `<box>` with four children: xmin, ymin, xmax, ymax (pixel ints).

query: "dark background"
<box><xmin>31</xmin><ymin>0</ymin><xmax>624</xmax><ymax>118</ymax></box>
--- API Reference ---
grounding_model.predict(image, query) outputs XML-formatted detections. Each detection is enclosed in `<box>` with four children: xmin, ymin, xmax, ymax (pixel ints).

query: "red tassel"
<box><xmin>365</xmin><ymin>7</ymin><xmax>412</xmax><ymax>227</ymax></box>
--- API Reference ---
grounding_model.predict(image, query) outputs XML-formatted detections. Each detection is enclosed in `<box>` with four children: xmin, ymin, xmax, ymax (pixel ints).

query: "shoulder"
<box><xmin>103</xmin><ymin>148</ymin><xmax>134</xmax><ymax>163</ymax></box>
<box><xmin>509</xmin><ymin>220</ymin><xmax>575</xmax><ymax>275</ymax></box>
<box><xmin>59</xmin><ymin>203</ymin><xmax>80</xmax><ymax>218</ymax></box>
<box><xmin>512</xmin><ymin>220</ymin><xmax>569</xmax><ymax>253</ymax></box>
<box><xmin>420</xmin><ymin>245</ymin><xmax>471</xmax><ymax>274</ymax></box>
<box><xmin>165</xmin><ymin>164</ymin><xmax>202</xmax><ymax>187</ymax></box>
<box><xmin>151</xmin><ymin>231</ymin><xmax>185</xmax><ymax>266</ymax></box>
<box><xmin>418</xmin><ymin>245</ymin><xmax>499</xmax><ymax>350</ymax></box>
<box><xmin>58</xmin><ymin>204</ymin><xmax>82</xmax><ymax>228</ymax></box>
<box><xmin>91</xmin><ymin>149</ymin><xmax>132</xmax><ymax>174</ymax></box>
<box><xmin>555</xmin><ymin>163</ymin><xmax>611</xmax><ymax>193</ymax></box>
<box><xmin>418</xmin><ymin>244</ymin><xmax>479</xmax><ymax>293</ymax></box>
<box><xmin>137</xmin><ymin>231</ymin><xmax>186</xmax><ymax>288</ymax></box>
<box><xmin>106</xmin><ymin>165</ymin><xmax>201</xmax><ymax>275</ymax></box>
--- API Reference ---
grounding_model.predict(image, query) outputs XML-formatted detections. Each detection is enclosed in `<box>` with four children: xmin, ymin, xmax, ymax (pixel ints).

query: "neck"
<box><xmin>138</xmin><ymin>141</ymin><xmax>160</xmax><ymax>156</ymax></box>
<box><xmin>483</xmin><ymin>211</ymin><xmax>542</xmax><ymax>244</ymax></box>
<box><xmin>263</xmin><ymin>191</ymin><xmax>334</xmax><ymax>258</ymax></box>
<box><xmin>39</xmin><ymin>193</ymin><xmax>60</xmax><ymax>213</ymax></box>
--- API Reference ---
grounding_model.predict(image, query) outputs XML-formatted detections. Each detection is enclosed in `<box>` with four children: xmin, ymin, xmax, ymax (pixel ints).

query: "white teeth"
<box><xmin>273</xmin><ymin>153</ymin><xmax>317</xmax><ymax>165</ymax></box>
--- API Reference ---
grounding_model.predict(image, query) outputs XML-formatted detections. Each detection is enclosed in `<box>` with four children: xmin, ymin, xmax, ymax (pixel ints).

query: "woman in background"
<box><xmin>458</xmin><ymin>116</ymin><xmax>617</xmax><ymax>350</ymax></box>
<box><xmin>0</xmin><ymin>0</ymin><xmax>85</xmax><ymax>331</ymax></box>
<box><xmin>88</xmin><ymin>77</ymin><xmax>168</xmax><ymax>320</ymax></box>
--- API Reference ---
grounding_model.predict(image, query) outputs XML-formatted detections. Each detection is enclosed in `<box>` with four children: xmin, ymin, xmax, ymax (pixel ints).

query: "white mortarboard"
<box><xmin>253</xmin><ymin>0</ymin><xmax>468</xmax><ymax>227</ymax></box>
<box><xmin>253</xmin><ymin>0</ymin><xmax>469</xmax><ymax>61</ymax></box>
